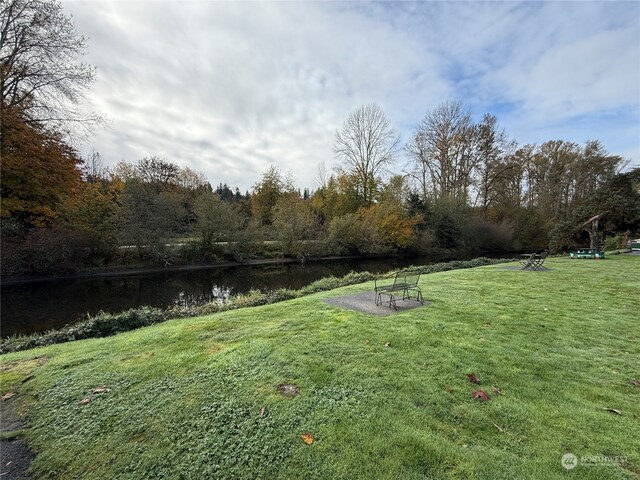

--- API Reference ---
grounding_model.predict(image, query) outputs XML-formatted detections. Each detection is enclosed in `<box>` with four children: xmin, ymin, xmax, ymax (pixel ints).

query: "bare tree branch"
<box><xmin>334</xmin><ymin>103</ymin><xmax>400</xmax><ymax>205</ymax></box>
<box><xmin>1</xmin><ymin>0</ymin><xmax>104</xmax><ymax>139</ymax></box>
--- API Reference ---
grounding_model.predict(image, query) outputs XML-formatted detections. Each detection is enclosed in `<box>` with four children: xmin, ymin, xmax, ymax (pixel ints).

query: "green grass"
<box><xmin>1</xmin><ymin>256</ymin><xmax>639</xmax><ymax>479</ymax></box>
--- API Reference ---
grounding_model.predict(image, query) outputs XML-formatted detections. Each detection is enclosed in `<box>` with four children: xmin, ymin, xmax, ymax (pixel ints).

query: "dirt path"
<box><xmin>1</xmin><ymin>394</ymin><xmax>34</xmax><ymax>479</ymax></box>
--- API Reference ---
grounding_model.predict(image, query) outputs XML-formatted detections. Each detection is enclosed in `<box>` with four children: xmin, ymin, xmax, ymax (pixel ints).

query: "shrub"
<box><xmin>1</xmin><ymin>226</ymin><xmax>91</xmax><ymax>277</ymax></box>
<box><xmin>603</xmin><ymin>234</ymin><xmax>625</xmax><ymax>251</ymax></box>
<box><xmin>0</xmin><ymin>307</ymin><xmax>168</xmax><ymax>353</ymax></box>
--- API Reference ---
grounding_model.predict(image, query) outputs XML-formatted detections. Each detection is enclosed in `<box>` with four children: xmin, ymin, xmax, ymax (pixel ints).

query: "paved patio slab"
<box><xmin>323</xmin><ymin>291</ymin><xmax>430</xmax><ymax>316</ymax></box>
<box><xmin>497</xmin><ymin>266</ymin><xmax>552</xmax><ymax>271</ymax></box>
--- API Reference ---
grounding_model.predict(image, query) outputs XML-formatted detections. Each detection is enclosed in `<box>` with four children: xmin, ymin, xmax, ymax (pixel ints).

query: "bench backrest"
<box><xmin>403</xmin><ymin>271</ymin><xmax>420</xmax><ymax>287</ymax></box>
<box><xmin>391</xmin><ymin>271</ymin><xmax>404</xmax><ymax>287</ymax></box>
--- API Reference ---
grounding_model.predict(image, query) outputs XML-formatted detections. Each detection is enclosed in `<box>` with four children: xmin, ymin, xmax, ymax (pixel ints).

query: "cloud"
<box><xmin>64</xmin><ymin>1</ymin><xmax>639</xmax><ymax>190</ymax></box>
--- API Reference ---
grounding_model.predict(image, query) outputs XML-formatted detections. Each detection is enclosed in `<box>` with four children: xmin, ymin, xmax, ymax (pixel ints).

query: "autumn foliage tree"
<box><xmin>63</xmin><ymin>176</ymin><xmax>123</xmax><ymax>259</ymax></box>
<box><xmin>272</xmin><ymin>193</ymin><xmax>317</xmax><ymax>257</ymax></box>
<box><xmin>0</xmin><ymin>105</ymin><xmax>82</xmax><ymax>227</ymax></box>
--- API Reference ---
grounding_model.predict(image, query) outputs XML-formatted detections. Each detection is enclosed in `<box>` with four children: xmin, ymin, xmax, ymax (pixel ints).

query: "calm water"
<box><xmin>1</xmin><ymin>256</ymin><xmax>457</xmax><ymax>337</ymax></box>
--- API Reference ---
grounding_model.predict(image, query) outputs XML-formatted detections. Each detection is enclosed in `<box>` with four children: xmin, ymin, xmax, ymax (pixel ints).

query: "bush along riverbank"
<box><xmin>0</xmin><ymin>257</ymin><xmax>513</xmax><ymax>354</ymax></box>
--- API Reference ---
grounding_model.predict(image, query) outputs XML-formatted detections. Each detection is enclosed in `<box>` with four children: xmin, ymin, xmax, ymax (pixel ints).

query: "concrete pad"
<box><xmin>323</xmin><ymin>291</ymin><xmax>430</xmax><ymax>317</ymax></box>
<box><xmin>497</xmin><ymin>266</ymin><xmax>551</xmax><ymax>271</ymax></box>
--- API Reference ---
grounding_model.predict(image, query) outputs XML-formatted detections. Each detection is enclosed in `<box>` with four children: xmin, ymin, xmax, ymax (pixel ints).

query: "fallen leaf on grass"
<box><xmin>467</xmin><ymin>373</ymin><xmax>480</xmax><ymax>384</ymax></box>
<box><xmin>91</xmin><ymin>386</ymin><xmax>109</xmax><ymax>394</ymax></box>
<box><xmin>259</xmin><ymin>406</ymin><xmax>267</xmax><ymax>417</ymax></box>
<box><xmin>492</xmin><ymin>385</ymin><xmax>501</xmax><ymax>396</ymax></box>
<box><xmin>300</xmin><ymin>433</ymin><xmax>314</xmax><ymax>445</ymax></box>
<box><xmin>603</xmin><ymin>407</ymin><xmax>622</xmax><ymax>415</ymax></box>
<box><xmin>630</xmin><ymin>380</ymin><xmax>640</xmax><ymax>388</ymax></box>
<box><xmin>2</xmin><ymin>391</ymin><xmax>17</xmax><ymax>401</ymax></box>
<box><xmin>472</xmin><ymin>390</ymin><xmax>490</xmax><ymax>401</ymax></box>
<box><xmin>445</xmin><ymin>385</ymin><xmax>455</xmax><ymax>393</ymax></box>
<box><xmin>79</xmin><ymin>398</ymin><xmax>91</xmax><ymax>406</ymax></box>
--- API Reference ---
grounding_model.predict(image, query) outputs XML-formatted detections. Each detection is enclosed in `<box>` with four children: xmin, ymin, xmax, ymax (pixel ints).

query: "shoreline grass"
<box><xmin>0</xmin><ymin>257</ymin><xmax>510</xmax><ymax>354</ymax></box>
<box><xmin>1</xmin><ymin>255</ymin><xmax>639</xmax><ymax>479</ymax></box>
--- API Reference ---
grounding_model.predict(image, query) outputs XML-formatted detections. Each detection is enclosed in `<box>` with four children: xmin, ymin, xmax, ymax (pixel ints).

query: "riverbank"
<box><xmin>2</xmin><ymin>253</ymin><xmax>512</xmax><ymax>338</ymax></box>
<box><xmin>1</xmin><ymin>257</ymin><xmax>508</xmax><ymax>351</ymax></box>
<box><xmin>1</xmin><ymin>248</ymin><xmax>506</xmax><ymax>286</ymax></box>
<box><xmin>1</xmin><ymin>255</ymin><xmax>638</xmax><ymax>479</ymax></box>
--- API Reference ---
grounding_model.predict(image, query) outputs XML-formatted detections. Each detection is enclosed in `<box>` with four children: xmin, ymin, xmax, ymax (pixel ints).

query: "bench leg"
<box><xmin>376</xmin><ymin>292</ymin><xmax>397</xmax><ymax>309</ymax></box>
<box><xmin>388</xmin><ymin>293</ymin><xmax>397</xmax><ymax>310</ymax></box>
<box><xmin>403</xmin><ymin>287</ymin><xmax>424</xmax><ymax>305</ymax></box>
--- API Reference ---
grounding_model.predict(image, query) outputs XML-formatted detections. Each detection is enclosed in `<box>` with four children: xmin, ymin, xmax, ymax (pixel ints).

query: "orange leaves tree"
<box><xmin>1</xmin><ymin>105</ymin><xmax>82</xmax><ymax>228</ymax></box>
<box><xmin>328</xmin><ymin>202</ymin><xmax>420</xmax><ymax>255</ymax></box>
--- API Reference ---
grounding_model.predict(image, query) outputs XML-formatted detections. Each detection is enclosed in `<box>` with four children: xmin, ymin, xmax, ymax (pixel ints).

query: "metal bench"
<box><xmin>374</xmin><ymin>270</ymin><xmax>424</xmax><ymax>309</ymax></box>
<box><xmin>520</xmin><ymin>250</ymin><xmax>548</xmax><ymax>270</ymax></box>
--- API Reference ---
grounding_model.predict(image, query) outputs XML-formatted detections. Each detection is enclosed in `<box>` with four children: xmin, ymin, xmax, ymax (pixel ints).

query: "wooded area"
<box><xmin>2</xmin><ymin>0</ymin><xmax>639</xmax><ymax>277</ymax></box>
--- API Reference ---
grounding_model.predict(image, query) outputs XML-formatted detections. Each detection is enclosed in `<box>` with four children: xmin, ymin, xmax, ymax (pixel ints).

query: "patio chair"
<box><xmin>521</xmin><ymin>250</ymin><xmax>548</xmax><ymax>270</ymax></box>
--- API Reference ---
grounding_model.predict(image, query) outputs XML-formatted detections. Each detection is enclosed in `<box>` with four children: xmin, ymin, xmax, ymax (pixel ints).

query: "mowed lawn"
<box><xmin>1</xmin><ymin>256</ymin><xmax>639</xmax><ymax>479</ymax></box>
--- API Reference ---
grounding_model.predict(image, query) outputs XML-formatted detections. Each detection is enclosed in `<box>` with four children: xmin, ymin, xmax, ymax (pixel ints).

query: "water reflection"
<box><xmin>173</xmin><ymin>285</ymin><xmax>232</xmax><ymax>308</ymax></box>
<box><xmin>1</xmin><ymin>255</ymin><xmax>472</xmax><ymax>337</ymax></box>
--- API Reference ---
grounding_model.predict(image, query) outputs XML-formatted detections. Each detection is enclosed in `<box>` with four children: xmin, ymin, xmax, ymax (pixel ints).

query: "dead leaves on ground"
<box><xmin>2</xmin><ymin>390</ymin><xmax>17</xmax><ymax>401</ymax></box>
<box><xmin>472</xmin><ymin>389</ymin><xmax>490</xmax><ymax>401</ymax></box>
<box><xmin>466</xmin><ymin>374</ymin><xmax>503</xmax><ymax>402</ymax></box>
<box><xmin>300</xmin><ymin>433</ymin><xmax>314</xmax><ymax>445</ymax></box>
<box><xmin>78</xmin><ymin>385</ymin><xmax>110</xmax><ymax>406</ymax></box>
<box><xmin>467</xmin><ymin>373</ymin><xmax>480</xmax><ymax>384</ymax></box>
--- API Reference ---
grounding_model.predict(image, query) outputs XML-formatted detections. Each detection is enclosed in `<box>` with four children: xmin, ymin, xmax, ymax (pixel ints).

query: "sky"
<box><xmin>64</xmin><ymin>0</ymin><xmax>640</xmax><ymax>192</ymax></box>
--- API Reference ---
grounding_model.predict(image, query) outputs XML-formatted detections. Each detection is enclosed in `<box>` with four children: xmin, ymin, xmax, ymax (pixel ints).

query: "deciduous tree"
<box><xmin>1</xmin><ymin>0</ymin><xmax>100</xmax><ymax>133</ymax></box>
<box><xmin>334</xmin><ymin>103</ymin><xmax>399</xmax><ymax>206</ymax></box>
<box><xmin>250</xmin><ymin>165</ymin><xmax>293</xmax><ymax>227</ymax></box>
<box><xmin>0</xmin><ymin>105</ymin><xmax>82</xmax><ymax>227</ymax></box>
<box><xmin>272</xmin><ymin>193</ymin><xmax>317</xmax><ymax>257</ymax></box>
<box><xmin>194</xmin><ymin>190</ymin><xmax>243</xmax><ymax>246</ymax></box>
<box><xmin>406</xmin><ymin>101</ymin><xmax>478</xmax><ymax>203</ymax></box>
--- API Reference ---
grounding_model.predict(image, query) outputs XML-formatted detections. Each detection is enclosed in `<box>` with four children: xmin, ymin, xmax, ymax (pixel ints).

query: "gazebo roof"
<box><xmin>581</xmin><ymin>213</ymin><xmax>603</xmax><ymax>227</ymax></box>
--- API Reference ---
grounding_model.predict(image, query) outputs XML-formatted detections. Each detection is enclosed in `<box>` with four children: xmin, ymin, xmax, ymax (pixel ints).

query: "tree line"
<box><xmin>2</xmin><ymin>0</ymin><xmax>639</xmax><ymax>277</ymax></box>
<box><xmin>3</xmin><ymin>106</ymin><xmax>638</xmax><ymax>277</ymax></box>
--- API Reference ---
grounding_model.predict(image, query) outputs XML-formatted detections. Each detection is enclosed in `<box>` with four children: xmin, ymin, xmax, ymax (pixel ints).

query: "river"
<box><xmin>2</xmin><ymin>255</ymin><xmax>473</xmax><ymax>337</ymax></box>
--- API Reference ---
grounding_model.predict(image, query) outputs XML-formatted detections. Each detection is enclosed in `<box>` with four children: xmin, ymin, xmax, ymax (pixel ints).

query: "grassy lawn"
<box><xmin>1</xmin><ymin>255</ymin><xmax>639</xmax><ymax>479</ymax></box>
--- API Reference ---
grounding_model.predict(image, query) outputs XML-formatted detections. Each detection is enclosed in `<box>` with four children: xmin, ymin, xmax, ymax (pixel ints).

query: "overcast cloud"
<box><xmin>64</xmin><ymin>0</ymin><xmax>640</xmax><ymax>191</ymax></box>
